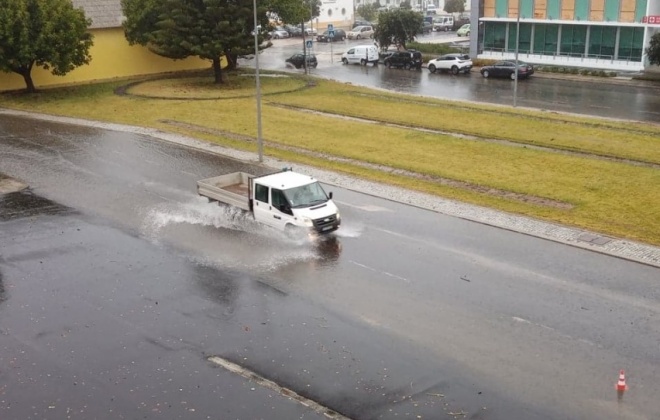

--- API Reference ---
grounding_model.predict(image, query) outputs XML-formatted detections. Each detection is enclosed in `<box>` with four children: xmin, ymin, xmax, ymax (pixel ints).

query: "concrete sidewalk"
<box><xmin>1</xmin><ymin>108</ymin><xmax>658</xmax><ymax>269</ymax></box>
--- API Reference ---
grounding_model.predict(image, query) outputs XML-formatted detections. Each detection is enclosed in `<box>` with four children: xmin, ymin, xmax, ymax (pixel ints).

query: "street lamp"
<box><xmin>253</xmin><ymin>0</ymin><xmax>263</xmax><ymax>162</ymax></box>
<box><xmin>513</xmin><ymin>0</ymin><xmax>520</xmax><ymax>107</ymax></box>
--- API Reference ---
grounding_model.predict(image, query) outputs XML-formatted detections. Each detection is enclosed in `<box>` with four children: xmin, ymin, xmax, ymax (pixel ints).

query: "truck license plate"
<box><xmin>322</xmin><ymin>226</ymin><xmax>333</xmax><ymax>231</ymax></box>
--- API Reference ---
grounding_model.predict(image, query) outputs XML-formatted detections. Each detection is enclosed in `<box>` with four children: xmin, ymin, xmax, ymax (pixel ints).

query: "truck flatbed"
<box><xmin>197</xmin><ymin>172</ymin><xmax>252</xmax><ymax>211</ymax></box>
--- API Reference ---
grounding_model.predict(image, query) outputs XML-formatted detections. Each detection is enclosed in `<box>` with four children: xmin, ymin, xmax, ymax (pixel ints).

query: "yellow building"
<box><xmin>0</xmin><ymin>0</ymin><xmax>211</xmax><ymax>92</ymax></box>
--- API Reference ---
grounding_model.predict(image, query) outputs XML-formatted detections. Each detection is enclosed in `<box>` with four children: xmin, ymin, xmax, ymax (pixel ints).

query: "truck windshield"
<box><xmin>284</xmin><ymin>182</ymin><xmax>328</xmax><ymax>208</ymax></box>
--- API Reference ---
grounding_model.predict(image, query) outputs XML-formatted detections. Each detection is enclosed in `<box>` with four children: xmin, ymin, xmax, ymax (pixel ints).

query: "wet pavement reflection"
<box><xmin>244</xmin><ymin>39</ymin><xmax>660</xmax><ymax>122</ymax></box>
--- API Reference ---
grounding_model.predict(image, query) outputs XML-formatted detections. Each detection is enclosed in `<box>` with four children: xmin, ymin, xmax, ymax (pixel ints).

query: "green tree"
<box><xmin>646</xmin><ymin>33</ymin><xmax>660</xmax><ymax>66</ymax></box>
<box><xmin>399</xmin><ymin>1</ymin><xmax>412</xmax><ymax>9</ymax></box>
<box><xmin>121</xmin><ymin>0</ymin><xmax>270</xmax><ymax>83</ymax></box>
<box><xmin>373</xmin><ymin>9</ymin><xmax>422</xmax><ymax>50</ymax></box>
<box><xmin>270</xmin><ymin>0</ymin><xmax>320</xmax><ymax>25</ymax></box>
<box><xmin>356</xmin><ymin>3</ymin><xmax>379</xmax><ymax>21</ymax></box>
<box><xmin>0</xmin><ymin>0</ymin><xmax>93</xmax><ymax>93</ymax></box>
<box><xmin>444</xmin><ymin>0</ymin><xmax>465</xmax><ymax>13</ymax></box>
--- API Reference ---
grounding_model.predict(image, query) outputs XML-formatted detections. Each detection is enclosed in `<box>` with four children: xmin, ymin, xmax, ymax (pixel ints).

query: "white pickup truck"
<box><xmin>197</xmin><ymin>169</ymin><xmax>341</xmax><ymax>234</ymax></box>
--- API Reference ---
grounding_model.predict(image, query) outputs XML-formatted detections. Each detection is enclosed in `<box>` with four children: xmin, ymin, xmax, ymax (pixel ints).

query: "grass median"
<box><xmin>1</xmin><ymin>69</ymin><xmax>658</xmax><ymax>245</ymax></box>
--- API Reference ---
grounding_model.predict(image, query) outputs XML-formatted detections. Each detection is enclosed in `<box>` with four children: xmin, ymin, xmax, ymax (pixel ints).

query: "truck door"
<box><xmin>252</xmin><ymin>183</ymin><xmax>278</xmax><ymax>229</ymax></box>
<box><xmin>270</xmin><ymin>188</ymin><xmax>296</xmax><ymax>230</ymax></box>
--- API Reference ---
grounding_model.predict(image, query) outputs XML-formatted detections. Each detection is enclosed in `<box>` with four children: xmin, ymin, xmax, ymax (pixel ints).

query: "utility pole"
<box><xmin>253</xmin><ymin>0</ymin><xmax>263</xmax><ymax>162</ymax></box>
<box><xmin>513</xmin><ymin>0</ymin><xmax>520</xmax><ymax>107</ymax></box>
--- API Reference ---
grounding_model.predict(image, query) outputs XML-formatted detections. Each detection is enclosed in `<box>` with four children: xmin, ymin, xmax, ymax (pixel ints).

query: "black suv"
<box><xmin>285</xmin><ymin>53</ymin><xmax>318</xmax><ymax>69</ymax></box>
<box><xmin>317</xmin><ymin>28</ymin><xmax>347</xmax><ymax>42</ymax></box>
<box><xmin>383</xmin><ymin>50</ymin><xmax>423</xmax><ymax>70</ymax></box>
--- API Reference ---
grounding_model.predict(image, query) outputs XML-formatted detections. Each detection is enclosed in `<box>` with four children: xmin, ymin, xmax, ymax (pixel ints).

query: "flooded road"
<box><xmin>1</xmin><ymin>114</ymin><xmax>659</xmax><ymax>419</ymax></box>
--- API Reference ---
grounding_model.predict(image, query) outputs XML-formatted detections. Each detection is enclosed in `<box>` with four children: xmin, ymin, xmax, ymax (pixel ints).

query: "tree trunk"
<box><xmin>223</xmin><ymin>49</ymin><xmax>237</xmax><ymax>70</ymax></box>
<box><xmin>212</xmin><ymin>57</ymin><xmax>223</xmax><ymax>84</ymax></box>
<box><xmin>18</xmin><ymin>64</ymin><xmax>36</xmax><ymax>93</ymax></box>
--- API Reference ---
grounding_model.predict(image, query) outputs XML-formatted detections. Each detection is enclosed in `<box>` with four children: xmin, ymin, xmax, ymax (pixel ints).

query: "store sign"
<box><xmin>642</xmin><ymin>15</ymin><xmax>660</xmax><ymax>24</ymax></box>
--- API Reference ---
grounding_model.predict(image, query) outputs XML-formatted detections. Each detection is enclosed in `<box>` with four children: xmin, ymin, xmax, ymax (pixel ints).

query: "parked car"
<box><xmin>284</xmin><ymin>24</ymin><xmax>303</xmax><ymax>37</ymax></box>
<box><xmin>420</xmin><ymin>21</ymin><xmax>433</xmax><ymax>34</ymax></box>
<box><xmin>427</xmin><ymin>53</ymin><xmax>473</xmax><ymax>74</ymax></box>
<box><xmin>432</xmin><ymin>15</ymin><xmax>454</xmax><ymax>31</ymax></box>
<box><xmin>285</xmin><ymin>53</ymin><xmax>318</xmax><ymax>69</ymax></box>
<box><xmin>456</xmin><ymin>23</ymin><xmax>470</xmax><ymax>36</ymax></box>
<box><xmin>347</xmin><ymin>25</ymin><xmax>374</xmax><ymax>40</ymax></box>
<box><xmin>341</xmin><ymin>45</ymin><xmax>379</xmax><ymax>65</ymax></box>
<box><xmin>480</xmin><ymin>60</ymin><xmax>535</xmax><ymax>79</ymax></box>
<box><xmin>352</xmin><ymin>20</ymin><xmax>373</xmax><ymax>29</ymax></box>
<box><xmin>303</xmin><ymin>23</ymin><xmax>317</xmax><ymax>36</ymax></box>
<box><xmin>384</xmin><ymin>50</ymin><xmax>423</xmax><ymax>70</ymax></box>
<box><xmin>269</xmin><ymin>28</ymin><xmax>290</xmax><ymax>39</ymax></box>
<box><xmin>317</xmin><ymin>28</ymin><xmax>347</xmax><ymax>42</ymax></box>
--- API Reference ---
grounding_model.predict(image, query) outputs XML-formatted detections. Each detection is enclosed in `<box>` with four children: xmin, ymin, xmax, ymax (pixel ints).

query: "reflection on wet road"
<box><xmin>244</xmin><ymin>38</ymin><xmax>660</xmax><ymax>122</ymax></box>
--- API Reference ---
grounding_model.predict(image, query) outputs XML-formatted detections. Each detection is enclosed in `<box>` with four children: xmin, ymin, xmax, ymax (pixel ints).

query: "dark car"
<box><xmin>480</xmin><ymin>60</ymin><xmax>535</xmax><ymax>79</ymax></box>
<box><xmin>316</xmin><ymin>29</ymin><xmax>347</xmax><ymax>42</ymax></box>
<box><xmin>352</xmin><ymin>20</ymin><xmax>373</xmax><ymax>29</ymax></box>
<box><xmin>420</xmin><ymin>21</ymin><xmax>433</xmax><ymax>34</ymax></box>
<box><xmin>285</xmin><ymin>53</ymin><xmax>318</xmax><ymax>69</ymax></box>
<box><xmin>284</xmin><ymin>24</ymin><xmax>303</xmax><ymax>37</ymax></box>
<box><xmin>383</xmin><ymin>50</ymin><xmax>423</xmax><ymax>70</ymax></box>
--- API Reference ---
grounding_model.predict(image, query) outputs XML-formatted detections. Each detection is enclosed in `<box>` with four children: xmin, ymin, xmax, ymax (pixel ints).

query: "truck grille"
<box><xmin>313</xmin><ymin>214</ymin><xmax>338</xmax><ymax>232</ymax></box>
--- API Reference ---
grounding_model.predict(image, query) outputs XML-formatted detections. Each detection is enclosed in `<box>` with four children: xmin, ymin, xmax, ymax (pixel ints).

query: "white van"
<box><xmin>341</xmin><ymin>45</ymin><xmax>379</xmax><ymax>65</ymax></box>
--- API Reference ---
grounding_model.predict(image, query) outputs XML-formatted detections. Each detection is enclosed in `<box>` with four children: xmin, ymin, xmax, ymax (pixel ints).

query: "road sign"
<box><xmin>327</xmin><ymin>23</ymin><xmax>334</xmax><ymax>31</ymax></box>
<box><xmin>328</xmin><ymin>30</ymin><xmax>335</xmax><ymax>37</ymax></box>
<box><xmin>306</xmin><ymin>40</ymin><xmax>313</xmax><ymax>49</ymax></box>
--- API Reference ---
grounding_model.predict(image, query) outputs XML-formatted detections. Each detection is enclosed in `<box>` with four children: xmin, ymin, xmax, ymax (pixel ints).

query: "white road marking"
<box><xmin>207</xmin><ymin>356</ymin><xmax>353</xmax><ymax>420</ymax></box>
<box><xmin>334</xmin><ymin>201</ymin><xmax>393</xmax><ymax>212</ymax></box>
<box><xmin>350</xmin><ymin>260</ymin><xmax>410</xmax><ymax>283</ymax></box>
<box><xmin>512</xmin><ymin>317</ymin><xmax>595</xmax><ymax>346</ymax></box>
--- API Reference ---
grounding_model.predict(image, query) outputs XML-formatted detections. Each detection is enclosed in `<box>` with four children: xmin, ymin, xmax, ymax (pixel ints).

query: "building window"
<box><xmin>342</xmin><ymin>7</ymin><xmax>346</xmax><ymax>15</ymax></box>
<box><xmin>604</xmin><ymin>0</ymin><xmax>620</xmax><ymax>21</ymax></box>
<box><xmin>495</xmin><ymin>0</ymin><xmax>509</xmax><ymax>17</ymax></box>
<box><xmin>575</xmin><ymin>0</ymin><xmax>590</xmax><ymax>21</ymax></box>
<box><xmin>588</xmin><ymin>26</ymin><xmax>616</xmax><ymax>59</ymax></box>
<box><xmin>618</xmin><ymin>27</ymin><xmax>644</xmax><ymax>61</ymax></box>
<box><xmin>328</xmin><ymin>8</ymin><xmax>333</xmax><ymax>16</ymax></box>
<box><xmin>560</xmin><ymin>24</ymin><xmax>587</xmax><ymax>57</ymax></box>
<box><xmin>533</xmin><ymin>24</ymin><xmax>559</xmax><ymax>55</ymax></box>
<box><xmin>507</xmin><ymin>22</ymin><xmax>532</xmax><ymax>53</ymax></box>
<box><xmin>484</xmin><ymin>22</ymin><xmax>507</xmax><ymax>50</ymax></box>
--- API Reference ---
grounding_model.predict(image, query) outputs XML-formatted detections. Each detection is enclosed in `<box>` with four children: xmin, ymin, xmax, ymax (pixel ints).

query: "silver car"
<box><xmin>347</xmin><ymin>25</ymin><xmax>374</xmax><ymax>40</ymax></box>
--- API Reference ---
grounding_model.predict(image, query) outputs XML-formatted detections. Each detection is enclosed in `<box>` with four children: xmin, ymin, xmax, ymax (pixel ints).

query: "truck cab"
<box><xmin>250</xmin><ymin>171</ymin><xmax>340</xmax><ymax>234</ymax></box>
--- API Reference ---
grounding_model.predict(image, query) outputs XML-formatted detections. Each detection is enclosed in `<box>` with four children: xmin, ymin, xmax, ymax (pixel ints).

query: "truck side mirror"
<box><xmin>328</xmin><ymin>192</ymin><xmax>333</xmax><ymax>199</ymax></box>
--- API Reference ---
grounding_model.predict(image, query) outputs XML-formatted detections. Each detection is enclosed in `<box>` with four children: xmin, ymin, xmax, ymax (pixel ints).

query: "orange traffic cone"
<box><xmin>616</xmin><ymin>370</ymin><xmax>628</xmax><ymax>392</ymax></box>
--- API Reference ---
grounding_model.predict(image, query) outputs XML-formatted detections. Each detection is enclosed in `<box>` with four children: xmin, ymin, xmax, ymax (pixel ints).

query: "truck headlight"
<box><xmin>301</xmin><ymin>216</ymin><xmax>314</xmax><ymax>227</ymax></box>
<box><xmin>336</xmin><ymin>212</ymin><xmax>341</xmax><ymax>221</ymax></box>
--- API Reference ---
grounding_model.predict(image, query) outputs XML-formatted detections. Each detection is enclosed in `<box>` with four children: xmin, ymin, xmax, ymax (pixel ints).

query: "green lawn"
<box><xmin>1</xmin><ymin>69</ymin><xmax>659</xmax><ymax>245</ymax></box>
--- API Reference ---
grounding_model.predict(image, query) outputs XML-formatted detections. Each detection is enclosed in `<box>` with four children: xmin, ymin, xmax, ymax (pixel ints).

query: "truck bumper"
<box><xmin>312</xmin><ymin>215</ymin><xmax>341</xmax><ymax>234</ymax></box>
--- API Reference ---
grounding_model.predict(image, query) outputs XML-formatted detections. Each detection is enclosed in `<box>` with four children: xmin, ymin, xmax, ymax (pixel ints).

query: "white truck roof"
<box><xmin>255</xmin><ymin>171</ymin><xmax>318</xmax><ymax>190</ymax></box>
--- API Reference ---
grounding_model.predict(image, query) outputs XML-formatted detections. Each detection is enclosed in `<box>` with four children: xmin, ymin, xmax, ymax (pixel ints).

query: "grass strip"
<box><xmin>0</xmin><ymin>72</ymin><xmax>658</xmax><ymax>244</ymax></box>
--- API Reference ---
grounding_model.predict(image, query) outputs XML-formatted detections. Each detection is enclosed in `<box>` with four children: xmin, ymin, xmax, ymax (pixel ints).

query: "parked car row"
<box><xmin>284</xmin><ymin>49</ymin><xmax>535</xmax><ymax>80</ymax></box>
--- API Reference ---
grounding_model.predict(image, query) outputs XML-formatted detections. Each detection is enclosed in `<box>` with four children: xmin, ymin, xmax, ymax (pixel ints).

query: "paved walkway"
<box><xmin>2</xmin><ymin>108</ymin><xmax>658</xmax><ymax>268</ymax></box>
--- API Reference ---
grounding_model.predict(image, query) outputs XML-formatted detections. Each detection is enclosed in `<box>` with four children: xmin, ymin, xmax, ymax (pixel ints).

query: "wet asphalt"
<box><xmin>247</xmin><ymin>36</ymin><xmax>660</xmax><ymax>123</ymax></box>
<box><xmin>1</xmin><ymin>114</ymin><xmax>659</xmax><ymax>420</ymax></box>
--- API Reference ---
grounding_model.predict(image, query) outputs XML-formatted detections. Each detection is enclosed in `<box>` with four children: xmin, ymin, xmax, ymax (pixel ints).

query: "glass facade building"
<box><xmin>474</xmin><ymin>0</ymin><xmax>656</xmax><ymax>70</ymax></box>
